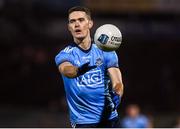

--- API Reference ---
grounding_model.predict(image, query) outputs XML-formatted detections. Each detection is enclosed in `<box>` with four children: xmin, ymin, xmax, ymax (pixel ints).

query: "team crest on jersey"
<box><xmin>95</xmin><ymin>58</ymin><xmax>103</xmax><ymax>66</ymax></box>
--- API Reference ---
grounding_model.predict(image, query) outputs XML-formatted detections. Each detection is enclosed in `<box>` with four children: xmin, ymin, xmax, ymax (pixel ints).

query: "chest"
<box><xmin>73</xmin><ymin>49</ymin><xmax>104</xmax><ymax>68</ymax></box>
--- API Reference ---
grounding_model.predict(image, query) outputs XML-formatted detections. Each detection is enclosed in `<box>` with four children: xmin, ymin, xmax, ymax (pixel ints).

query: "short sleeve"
<box><xmin>104</xmin><ymin>51</ymin><xmax>119</xmax><ymax>68</ymax></box>
<box><xmin>55</xmin><ymin>50</ymin><xmax>74</xmax><ymax>67</ymax></box>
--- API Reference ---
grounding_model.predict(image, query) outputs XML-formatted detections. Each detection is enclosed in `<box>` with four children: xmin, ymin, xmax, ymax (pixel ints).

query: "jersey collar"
<box><xmin>72</xmin><ymin>42</ymin><xmax>93</xmax><ymax>53</ymax></box>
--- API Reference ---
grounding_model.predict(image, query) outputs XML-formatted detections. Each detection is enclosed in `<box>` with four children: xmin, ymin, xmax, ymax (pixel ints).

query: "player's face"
<box><xmin>68</xmin><ymin>11</ymin><xmax>93</xmax><ymax>40</ymax></box>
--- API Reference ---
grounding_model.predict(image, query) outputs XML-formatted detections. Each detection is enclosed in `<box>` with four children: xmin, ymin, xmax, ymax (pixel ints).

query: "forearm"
<box><xmin>59</xmin><ymin>62</ymin><xmax>96</xmax><ymax>78</ymax></box>
<box><xmin>108</xmin><ymin>68</ymin><xmax>124</xmax><ymax>96</ymax></box>
<box><xmin>63</xmin><ymin>65</ymin><xmax>78</xmax><ymax>78</ymax></box>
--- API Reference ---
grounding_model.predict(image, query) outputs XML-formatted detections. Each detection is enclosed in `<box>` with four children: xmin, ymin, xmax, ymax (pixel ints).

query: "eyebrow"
<box><xmin>69</xmin><ymin>17</ymin><xmax>85</xmax><ymax>22</ymax></box>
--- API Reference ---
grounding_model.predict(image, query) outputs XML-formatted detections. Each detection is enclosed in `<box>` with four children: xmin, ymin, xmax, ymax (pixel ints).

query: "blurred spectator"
<box><xmin>121</xmin><ymin>104</ymin><xmax>152</xmax><ymax>128</ymax></box>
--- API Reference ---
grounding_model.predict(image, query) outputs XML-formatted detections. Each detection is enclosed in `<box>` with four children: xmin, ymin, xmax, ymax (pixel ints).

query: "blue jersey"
<box><xmin>55</xmin><ymin>43</ymin><xmax>119</xmax><ymax>124</ymax></box>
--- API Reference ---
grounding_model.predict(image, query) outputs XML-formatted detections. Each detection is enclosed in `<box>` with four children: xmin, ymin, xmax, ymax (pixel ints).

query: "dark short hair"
<box><xmin>68</xmin><ymin>6</ymin><xmax>91</xmax><ymax>20</ymax></box>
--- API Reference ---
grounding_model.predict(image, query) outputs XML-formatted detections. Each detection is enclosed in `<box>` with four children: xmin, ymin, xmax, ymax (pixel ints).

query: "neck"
<box><xmin>74</xmin><ymin>35</ymin><xmax>91</xmax><ymax>50</ymax></box>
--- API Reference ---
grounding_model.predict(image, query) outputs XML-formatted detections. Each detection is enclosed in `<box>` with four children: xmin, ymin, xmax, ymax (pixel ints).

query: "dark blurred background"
<box><xmin>0</xmin><ymin>0</ymin><xmax>180</xmax><ymax>127</ymax></box>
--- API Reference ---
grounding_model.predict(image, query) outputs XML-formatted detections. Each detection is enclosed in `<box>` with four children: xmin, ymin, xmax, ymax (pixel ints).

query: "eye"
<box><xmin>69</xmin><ymin>19</ymin><xmax>76</xmax><ymax>24</ymax></box>
<box><xmin>79</xmin><ymin>18</ymin><xmax>85</xmax><ymax>22</ymax></box>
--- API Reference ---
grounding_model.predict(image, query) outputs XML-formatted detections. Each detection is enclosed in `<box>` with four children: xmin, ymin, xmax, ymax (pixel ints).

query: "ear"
<box><xmin>88</xmin><ymin>20</ymin><xmax>93</xmax><ymax>29</ymax></box>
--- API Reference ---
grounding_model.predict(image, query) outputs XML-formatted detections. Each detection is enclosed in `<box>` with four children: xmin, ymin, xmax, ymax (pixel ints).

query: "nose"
<box><xmin>75</xmin><ymin>21</ymin><xmax>80</xmax><ymax>27</ymax></box>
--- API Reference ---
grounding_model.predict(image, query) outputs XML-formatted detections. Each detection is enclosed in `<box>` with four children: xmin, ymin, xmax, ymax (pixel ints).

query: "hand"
<box><xmin>110</xmin><ymin>91</ymin><xmax>121</xmax><ymax>109</ymax></box>
<box><xmin>77</xmin><ymin>62</ymin><xmax>97</xmax><ymax>76</ymax></box>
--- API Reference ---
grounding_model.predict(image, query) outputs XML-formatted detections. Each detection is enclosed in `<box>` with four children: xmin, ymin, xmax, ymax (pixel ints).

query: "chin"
<box><xmin>75</xmin><ymin>35</ymin><xmax>85</xmax><ymax>40</ymax></box>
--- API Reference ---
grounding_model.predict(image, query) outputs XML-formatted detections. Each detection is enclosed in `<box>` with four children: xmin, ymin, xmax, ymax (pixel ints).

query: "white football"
<box><xmin>94</xmin><ymin>24</ymin><xmax>122</xmax><ymax>51</ymax></box>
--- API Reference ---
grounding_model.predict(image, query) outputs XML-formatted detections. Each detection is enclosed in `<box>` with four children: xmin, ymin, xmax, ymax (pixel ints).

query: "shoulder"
<box><xmin>103</xmin><ymin>50</ymin><xmax>118</xmax><ymax>61</ymax></box>
<box><xmin>54</xmin><ymin>43</ymin><xmax>77</xmax><ymax>66</ymax></box>
<box><xmin>92</xmin><ymin>43</ymin><xmax>117</xmax><ymax>54</ymax></box>
<box><xmin>60</xmin><ymin>43</ymin><xmax>76</xmax><ymax>54</ymax></box>
<box><xmin>92</xmin><ymin>43</ymin><xmax>113</xmax><ymax>55</ymax></box>
<box><xmin>55</xmin><ymin>43</ymin><xmax>77</xmax><ymax>57</ymax></box>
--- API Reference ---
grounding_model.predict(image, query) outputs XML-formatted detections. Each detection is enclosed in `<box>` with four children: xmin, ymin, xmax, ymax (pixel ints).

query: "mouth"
<box><xmin>75</xmin><ymin>29</ymin><xmax>81</xmax><ymax>33</ymax></box>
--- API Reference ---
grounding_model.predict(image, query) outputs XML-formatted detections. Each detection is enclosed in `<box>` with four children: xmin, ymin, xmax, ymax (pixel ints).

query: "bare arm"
<box><xmin>58</xmin><ymin>62</ymin><xmax>78</xmax><ymax>78</ymax></box>
<box><xmin>108</xmin><ymin>67</ymin><xmax>124</xmax><ymax>96</ymax></box>
<box><xmin>58</xmin><ymin>61</ymin><xmax>96</xmax><ymax>78</ymax></box>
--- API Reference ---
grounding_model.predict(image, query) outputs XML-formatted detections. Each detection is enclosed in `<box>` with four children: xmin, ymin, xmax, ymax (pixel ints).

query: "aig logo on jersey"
<box><xmin>77</xmin><ymin>70</ymin><xmax>103</xmax><ymax>87</ymax></box>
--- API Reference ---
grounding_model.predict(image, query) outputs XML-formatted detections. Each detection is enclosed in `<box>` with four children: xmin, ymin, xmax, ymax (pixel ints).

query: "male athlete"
<box><xmin>55</xmin><ymin>6</ymin><xmax>124</xmax><ymax>128</ymax></box>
